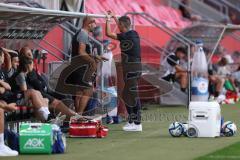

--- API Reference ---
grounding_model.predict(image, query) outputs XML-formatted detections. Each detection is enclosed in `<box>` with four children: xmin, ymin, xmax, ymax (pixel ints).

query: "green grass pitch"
<box><xmin>3</xmin><ymin>103</ymin><xmax>240</xmax><ymax>160</ymax></box>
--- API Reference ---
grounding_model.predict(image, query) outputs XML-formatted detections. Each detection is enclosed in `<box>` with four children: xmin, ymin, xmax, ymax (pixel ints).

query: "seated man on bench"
<box><xmin>19</xmin><ymin>46</ymin><xmax>78</xmax><ymax>119</ymax></box>
<box><xmin>0</xmin><ymin>48</ymin><xmax>50</xmax><ymax>121</ymax></box>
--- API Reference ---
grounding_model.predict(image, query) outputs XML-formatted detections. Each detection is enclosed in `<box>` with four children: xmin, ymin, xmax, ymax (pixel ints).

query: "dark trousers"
<box><xmin>122</xmin><ymin>70</ymin><xmax>142</xmax><ymax>124</ymax></box>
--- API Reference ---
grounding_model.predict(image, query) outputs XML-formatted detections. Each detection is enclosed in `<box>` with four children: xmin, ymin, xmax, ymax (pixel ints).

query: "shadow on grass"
<box><xmin>195</xmin><ymin>141</ymin><xmax>240</xmax><ymax>160</ymax></box>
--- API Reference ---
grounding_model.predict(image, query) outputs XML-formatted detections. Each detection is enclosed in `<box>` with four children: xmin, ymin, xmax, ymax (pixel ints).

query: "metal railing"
<box><xmin>220</xmin><ymin>0</ymin><xmax>240</xmax><ymax>15</ymax></box>
<box><xmin>171</xmin><ymin>0</ymin><xmax>240</xmax><ymax>43</ymax></box>
<box><xmin>199</xmin><ymin>0</ymin><xmax>229</xmax><ymax>16</ymax></box>
<box><xmin>1</xmin><ymin>1</ymin><xmax>106</xmax><ymax>61</ymax></box>
<box><xmin>140</xmin><ymin>36</ymin><xmax>172</xmax><ymax>56</ymax></box>
<box><xmin>0</xmin><ymin>1</ymin><xmax>108</xmax><ymax>114</ymax></box>
<box><xmin>124</xmin><ymin>12</ymin><xmax>194</xmax><ymax>106</ymax></box>
<box><xmin>171</xmin><ymin>0</ymin><xmax>224</xmax><ymax>22</ymax></box>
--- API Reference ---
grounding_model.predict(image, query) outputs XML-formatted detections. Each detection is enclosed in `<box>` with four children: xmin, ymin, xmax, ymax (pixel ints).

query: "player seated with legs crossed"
<box><xmin>19</xmin><ymin>46</ymin><xmax>77</xmax><ymax>119</ymax></box>
<box><xmin>161</xmin><ymin>47</ymin><xmax>188</xmax><ymax>93</ymax></box>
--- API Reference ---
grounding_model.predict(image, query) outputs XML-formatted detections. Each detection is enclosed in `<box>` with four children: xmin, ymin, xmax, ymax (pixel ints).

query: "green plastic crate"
<box><xmin>19</xmin><ymin>123</ymin><xmax>53</xmax><ymax>154</ymax></box>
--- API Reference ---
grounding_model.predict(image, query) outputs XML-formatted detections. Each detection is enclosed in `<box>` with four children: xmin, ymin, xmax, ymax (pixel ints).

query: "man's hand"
<box><xmin>1</xmin><ymin>103</ymin><xmax>17</xmax><ymax>112</ymax></box>
<box><xmin>1</xmin><ymin>47</ymin><xmax>18</xmax><ymax>55</ymax></box>
<box><xmin>100</xmin><ymin>56</ymin><xmax>109</xmax><ymax>61</ymax></box>
<box><xmin>105</xmin><ymin>11</ymin><xmax>118</xmax><ymax>40</ymax></box>
<box><xmin>0</xmin><ymin>80</ymin><xmax>11</xmax><ymax>90</ymax></box>
<box><xmin>109</xmin><ymin>11</ymin><xmax>117</xmax><ymax>19</ymax></box>
<box><xmin>95</xmin><ymin>55</ymin><xmax>109</xmax><ymax>63</ymax></box>
<box><xmin>105</xmin><ymin>11</ymin><xmax>112</xmax><ymax>20</ymax></box>
<box><xmin>0</xmin><ymin>87</ymin><xmax>5</xmax><ymax>94</ymax></box>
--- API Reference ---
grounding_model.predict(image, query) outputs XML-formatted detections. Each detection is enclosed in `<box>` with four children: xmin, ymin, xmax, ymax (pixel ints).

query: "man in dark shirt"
<box><xmin>105</xmin><ymin>11</ymin><xmax>142</xmax><ymax>131</ymax></box>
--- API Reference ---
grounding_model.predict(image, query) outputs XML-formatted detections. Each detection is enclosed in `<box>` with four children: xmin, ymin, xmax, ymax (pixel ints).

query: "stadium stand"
<box><xmin>85</xmin><ymin>0</ymin><xmax>191</xmax><ymax>28</ymax></box>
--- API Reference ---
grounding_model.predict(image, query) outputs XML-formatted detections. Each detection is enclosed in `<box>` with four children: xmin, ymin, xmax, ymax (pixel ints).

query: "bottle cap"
<box><xmin>195</xmin><ymin>39</ymin><xmax>203</xmax><ymax>46</ymax></box>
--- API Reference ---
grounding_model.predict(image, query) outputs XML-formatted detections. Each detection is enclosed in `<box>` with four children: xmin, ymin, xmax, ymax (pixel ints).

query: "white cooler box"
<box><xmin>188</xmin><ymin>101</ymin><xmax>221</xmax><ymax>137</ymax></box>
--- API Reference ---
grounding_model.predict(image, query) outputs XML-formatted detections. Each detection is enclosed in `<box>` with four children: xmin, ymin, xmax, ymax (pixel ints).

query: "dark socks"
<box><xmin>181</xmin><ymin>88</ymin><xmax>186</xmax><ymax>92</ymax></box>
<box><xmin>134</xmin><ymin>121</ymin><xmax>141</xmax><ymax>125</ymax></box>
<box><xmin>214</xmin><ymin>91</ymin><xmax>220</xmax><ymax>97</ymax></box>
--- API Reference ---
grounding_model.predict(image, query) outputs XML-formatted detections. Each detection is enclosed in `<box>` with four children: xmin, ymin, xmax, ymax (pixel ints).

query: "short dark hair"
<box><xmin>219</xmin><ymin>57</ymin><xmax>228</xmax><ymax>66</ymax></box>
<box><xmin>9</xmin><ymin>50</ymin><xmax>19</xmax><ymax>60</ymax></box>
<box><xmin>11</xmin><ymin>54</ymin><xmax>18</xmax><ymax>61</ymax></box>
<box><xmin>19</xmin><ymin>57</ymin><xmax>33</xmax><ymax>72</ymax></box>
<box><xmin>175</xmin><ymin>47</ymin><xmax>187</xmax><ymax>55</ymax></box>
<box><xmin>118</xmin><ymin>16</ymin><xmax>131</xmax><ymax>29</ymax></box>
<box><xmin>82</xmin><ymin>16</ymin><xmax>95</xmax><ymax>27</ymax></box>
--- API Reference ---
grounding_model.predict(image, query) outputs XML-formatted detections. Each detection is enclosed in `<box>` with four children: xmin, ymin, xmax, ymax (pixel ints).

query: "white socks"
<box><xmin>38</xmin><ymin>107</ymin><xmax>50</xmax><ymax>120</ymax></box>
<box><xmin>0</xmin><ymin>133</ymin><xmax>18</xmax><ymax>156</ymax></box>
<box><xmin>0</xmin><ymin>133</ymin><xmax>4</xmax><ymax>147</ymax></box>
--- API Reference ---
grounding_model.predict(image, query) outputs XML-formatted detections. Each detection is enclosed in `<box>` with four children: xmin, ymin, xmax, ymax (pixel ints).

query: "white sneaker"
<box><xmin>209</xmin><ymin>95</ymin><xmax>215</xmax><ymax>101</ymax></box>
<box><xmin>216</xmin><ymin>95</ymin><xmax>226</xmax><ymax>104</ymax></box>
<box><xmin>0</xmin><ymin>145</ymin><xmax>18</xmax><ymax>157</ymax></box>
<box><xmin>122</xmin><ymin>122</ymin><xmax>133</xmax><ymax>130</ymax></box>
<box><xmin>123</xmin><ymin>123</ymin><xmax>142</xmax><ymax>132</ymax></box>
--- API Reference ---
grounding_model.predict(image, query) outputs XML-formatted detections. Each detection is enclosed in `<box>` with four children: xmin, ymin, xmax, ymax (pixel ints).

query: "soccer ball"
<box><xmin>222</xmin><ymin>121</ymin><xmax>237</xmax><ymax>137</ymax></box>
<box><xmin>181</xmin><ymin>123</ymin><xmax>189</xmax><ymax>137</ymax></box>
<box><xmin>169</xmin><ymin>122</ymin><xmax>183</xmax><ymax>137</ymax></box>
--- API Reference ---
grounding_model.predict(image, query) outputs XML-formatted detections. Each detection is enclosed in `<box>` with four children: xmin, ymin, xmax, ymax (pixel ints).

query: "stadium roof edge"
<box><xmin>0</xmin><ymin>3</ymin><xmax>106</xmax><ymax>18</ymax></box>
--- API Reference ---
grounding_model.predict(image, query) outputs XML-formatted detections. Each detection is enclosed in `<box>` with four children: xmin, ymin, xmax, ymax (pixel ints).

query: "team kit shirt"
<box><xmin>0</xmin><ymin>68</ymin><xmax>24</xmax><ymax>104</ymax></box>
<box><xmin>161</xmin><ymin>53</ymin><xmax>180</xmax><ymax>78</ymax></box>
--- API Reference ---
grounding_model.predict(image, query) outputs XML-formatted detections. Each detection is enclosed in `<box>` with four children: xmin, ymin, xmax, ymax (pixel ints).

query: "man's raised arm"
<box><xmin>105</xmin><ymin>11</ymin><xmax>118</xmax><ymax>40</ymax></box>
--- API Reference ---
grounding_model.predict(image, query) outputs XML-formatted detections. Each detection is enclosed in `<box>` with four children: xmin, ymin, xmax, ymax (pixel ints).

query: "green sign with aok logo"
<box><xmin>19</xmin><ymin>123</ymin><xmax>53</xmax><ymax>154</ymax></box>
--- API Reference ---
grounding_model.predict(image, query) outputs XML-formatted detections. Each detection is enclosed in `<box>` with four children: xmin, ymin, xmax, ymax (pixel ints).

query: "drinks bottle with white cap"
<box><xmin>191</xmin><ymin>40</ymin><xmax>209</xmax><ymax>101</ymax></box>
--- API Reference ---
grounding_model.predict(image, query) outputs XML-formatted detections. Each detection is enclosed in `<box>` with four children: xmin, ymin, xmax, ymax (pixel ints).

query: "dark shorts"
<box><xmin>162</xmin><ymin>74</ymin><xmax>176</xmax><ymax>82</ymax></box>
<box><xmin>65</xmin><ymin>66</ymin><xmax>88</xmax><ymax>86</ymax></box>
<box><xmin>0</xmin><ymin>91</ymin><xmax>25</xmax><ymax>105</ymax></box>
<box><xmin>42</xmin><ymin>92</ymin><xmax>55</xmax><ymax>104</ymax></box>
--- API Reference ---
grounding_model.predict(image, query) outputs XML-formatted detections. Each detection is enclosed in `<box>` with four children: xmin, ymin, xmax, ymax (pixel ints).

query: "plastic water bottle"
<box><xmin>191</xmin><ymin>40</ymin><xmax>209</xmax><ymax>101</ymax></box>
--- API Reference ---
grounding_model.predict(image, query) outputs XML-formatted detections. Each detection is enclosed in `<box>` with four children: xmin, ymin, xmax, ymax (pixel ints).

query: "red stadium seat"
<box><xmin>85</xmin><ymin>0</ymin><xmax>190</xmax><ymax>29</ymax></box>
